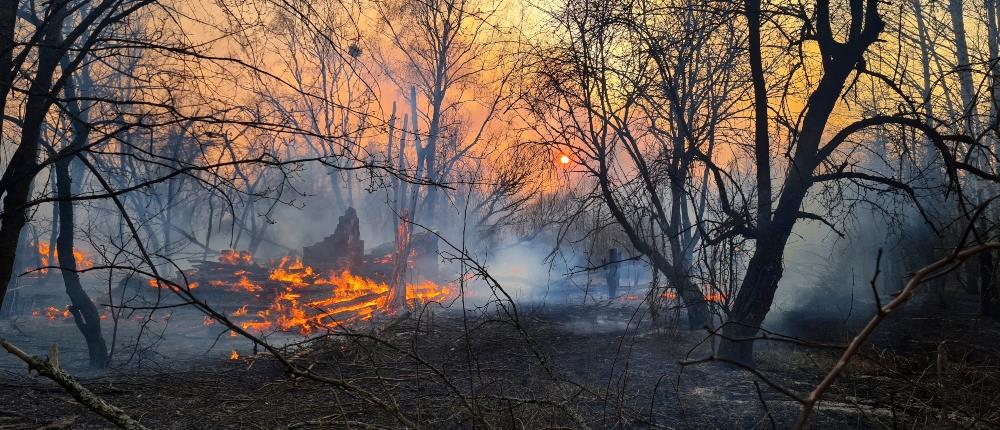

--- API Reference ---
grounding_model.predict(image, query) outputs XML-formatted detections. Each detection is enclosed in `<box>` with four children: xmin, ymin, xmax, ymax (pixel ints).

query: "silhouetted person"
<box><xmin>606</xmin><ymin>248</ymin><xmax>620</xmax><ymax>299</ymax></box>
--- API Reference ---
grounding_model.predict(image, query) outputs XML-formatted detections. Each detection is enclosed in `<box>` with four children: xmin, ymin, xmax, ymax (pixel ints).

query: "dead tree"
<box><xmin>527</xmin><ymin>0</ymin><xmax>745</xmax><ymax>328</ymax></box>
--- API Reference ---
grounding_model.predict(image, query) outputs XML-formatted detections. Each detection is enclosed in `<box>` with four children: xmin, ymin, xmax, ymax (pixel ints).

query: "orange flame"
<box><xmin>268</xmin><ymin>256</ymin><xmax>315</xmax><ymax>288</ymax></box>
<box><xmin>219</xmin><ymin>249</ymin><xmax>253</xmax><ymax>265</ymax></box>
<box><xmin>656</xmin><ymin>289</ymin><xmax>725</xmax><ymax>303</ymax></box>
<box><xmin>232</xmin><ymin>305</ymin><xmax>248</xmax><ymax>317</ymax></box>
<box><xmin>36</xmin><ymin>242</ymin><xmax>93</xmax><ymax>273</ymax></box>
<box><xmin>39</xmin><ymin>305</ymin><xmax>72</xmax><ymax>320</ymax></box>
<box><xmin>234</xmin><ymin>268</ymin><xmax>451</xmax><ymax>336</ymax></box>
<box><xmin>230</xmin><ymin>350</ymin><xmax>240</xmax><ymax>360</ymax></box>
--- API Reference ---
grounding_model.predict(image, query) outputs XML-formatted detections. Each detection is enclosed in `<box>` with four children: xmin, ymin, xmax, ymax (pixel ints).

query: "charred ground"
<box><xmin>2</xmin><ymin>286</ymin><xmax>999</xmax><ymax>429</ymax></box>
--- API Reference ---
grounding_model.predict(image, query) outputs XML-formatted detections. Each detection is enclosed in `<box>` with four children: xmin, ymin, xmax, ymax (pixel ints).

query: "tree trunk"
<box><xmin>56</xmin><ymin>153</ymin><xmax>108</xmax><ymax>368</ymax></box>
<box><xmin>717</xmin><ymin>232</ymin><xmax>791</xmax><ymax>364</ymax></box>
<box><xmin>949</xmin><ymin>0</ymin><xmax>983</xmax><ymax>150</ymax></box>
<box><xmin>55</xmin><ymin>56</ymin><xmax>108</xmax><ymax>368</ymax></box>
<box><xmin>0</xmin><ymin>4</ymin><xmax>67</xmax><ymax>311</ymax></box>
<box><xmin>0</xmin><ymin>0</ymin><xmax>18</xmax><ymax>140</ymax></box>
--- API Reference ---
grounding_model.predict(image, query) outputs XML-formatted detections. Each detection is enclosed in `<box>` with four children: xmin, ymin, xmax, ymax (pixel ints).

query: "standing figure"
<box><xmin>606</xmin><ymin>248</ymin><xmax>620</xmax><ymax>299</ymax></box>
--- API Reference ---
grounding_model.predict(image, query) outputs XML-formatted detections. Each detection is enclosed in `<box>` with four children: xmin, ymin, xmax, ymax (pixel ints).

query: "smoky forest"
<box><xmin>3</xmin><ymin>0</ymin><xmax>1000</xmax><ymax>428</ymax></box>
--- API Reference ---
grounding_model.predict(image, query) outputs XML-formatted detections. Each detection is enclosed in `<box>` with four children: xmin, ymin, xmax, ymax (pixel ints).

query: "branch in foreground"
<box><xmin>794</xmin><ymin>242</ymin><xmax>1000</xmax><ymax>429</ymax></box>
<box><xmin>0</xmin><ymin>339</ymin><xmax>149</xmax><ymax>430</ymax></box>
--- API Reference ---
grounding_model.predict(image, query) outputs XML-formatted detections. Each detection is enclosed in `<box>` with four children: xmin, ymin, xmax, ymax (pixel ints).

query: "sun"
<box><xmin>559</xmin><ymin>154</ymin><xmax>570</xmax><ymax>165</ymax></box>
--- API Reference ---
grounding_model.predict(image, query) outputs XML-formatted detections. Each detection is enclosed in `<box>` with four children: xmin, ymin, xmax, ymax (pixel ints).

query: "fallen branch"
<box><xmin>0</xmin><ymin>339</ymin><xmax>149</xmax><ymax>430</ymax></box>
<box><xmin>794</xmin><ymin>242</ymin><xmax>1000</xmax><ymax>429</ymax></box>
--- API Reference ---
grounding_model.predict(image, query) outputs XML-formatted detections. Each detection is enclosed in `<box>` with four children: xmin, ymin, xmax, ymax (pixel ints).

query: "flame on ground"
<box><xmin>190</xmin><ymin>251</ymin><xmax>453</xmax><ymax>336</ymax></box>
<box><xmin>44</xmin><ymin>306</ymin><xmax>72</xmax><ymax>320</ymax></box>
<box><xmin>219</xmin><ymin>249</ymin><xmax>254</xmax><ymax>265</ymax></box>
<box><xmin>268</xmin><ymin>256</ymin><xmax>316</xmax><ymax>288</ymax></box>
<box><xmin>239</xmin><ymin>270</ymin><xmax>451</xmax><ymax>335</ymax></box>
<box><xmin>230</xmin><ymin>350</ymin><xmax>240</xmax><ymax>360</ymax></box>
<box><xmin>657</xmin><ymin>289</ymin><xmax>726</xmax><ymax>303</ymax></box>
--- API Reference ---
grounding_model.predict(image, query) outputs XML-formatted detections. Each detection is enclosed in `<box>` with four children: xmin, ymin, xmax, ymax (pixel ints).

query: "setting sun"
<box><xmin>559</xmin><ymin>154</ymin><xmax>570</xmax><ymax>164</ymax></box>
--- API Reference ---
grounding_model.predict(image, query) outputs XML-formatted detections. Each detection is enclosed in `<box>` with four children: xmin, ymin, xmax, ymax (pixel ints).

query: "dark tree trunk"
<box><xmin>55</xmin><ymin>52</ymin><xmax>108</xmax><ymax>368</ymax></box>
<box><xmin>0</xmin><ymin>0</ymin><xmax>18</xmax><ymax>139</ymax></box>
<box><xmin>716</xmin><ymin>242</ymin><xmax>787</xmax><ymax>363</ymax></box>
<box><xmin>55</xmin><ymin>154</ymin><xmax>108</xmax><ymax>368</ymax></box>
<box><xmin>718</xmin><ymin>0</ymin><xmax>884</xmax><ymax>365</ymax></box>
<box><xmin>979</xmin><ymin>251</ymin><xmax>999</xmax><ymax>320</ymax></box>
<box><xmin>0</xmin><ymin>4</ymin><xmax>68</xmax><ymax>311</ymax></box>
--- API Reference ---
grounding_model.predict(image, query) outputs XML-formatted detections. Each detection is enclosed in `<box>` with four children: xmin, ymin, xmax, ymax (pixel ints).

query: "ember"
<box><xmin>44</xmin><ymin>305</ymin><xmax>72</xmax><ymax>320</ymax></box>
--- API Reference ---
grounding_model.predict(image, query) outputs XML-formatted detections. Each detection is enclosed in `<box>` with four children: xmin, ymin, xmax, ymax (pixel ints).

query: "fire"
<box><xmin>656</xmin><ymin>289</ymin><xmax>725</xmax><ymax>303</ymax></box>
<box><xmin>187</xmin><ymin>249</ymin><xmax>453</xmax><ymax>336</ymax></box>
<box><xmin>233</xmin><ymin>276</ymin><xmax>262</xmax><ymax>293</ymax></box>
<box><xmin>230</xmin><ymin>350</ymin><xmax>240</xmax><ymax>360</ymax></box>
<box><xmin>36</xmin><ymin>242</ymin><xmax>93</xmax><ymax>273</ymax></box>
<box><xmin>704</xmin><ymin>292</ymin><xmax>726</xmax><ymax>303</ymax></box>
<box><xmin>202</xmin><ymin>316</ymin><xmax>217</xmax><ymax>326</ymax></box>
<box><xmin>234</xmin><ymin>268</ymin><xmax>451</xmax><ymax>336</ymax></box>
<box><xmin>407</xmin><ymin>280</ymin><xmax>451</xmax><ymax>302</ymax></box>
<box><xmin>35</xmin><ymin>305</ymin><xmax>72</xmax><ymax>320</ymax></box>
<box><xmin>219</xmin><ymin>249</ymin><xmax>253</xmax><ymax>265</ymax></box>
<box><xmin>268</xmin><ymin>256</ymin><xmax>316</xmax><ymax>288</ymax></box>
<box><xmin>232</xmin><ymin>305</ymin><xmax>248</xmax><ymax>317</ymax></box>
<box><xmin>204</xmin><ymin>276</ymin><xmax>262</xmax><ymax>293</ymax></box>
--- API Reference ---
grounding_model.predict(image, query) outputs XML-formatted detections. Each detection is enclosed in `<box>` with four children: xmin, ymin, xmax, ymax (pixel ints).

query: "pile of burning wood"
<box><xmin>182</xmin><ymin>208</ymin><xmax>450</xmax><ymax>335</ymax></box>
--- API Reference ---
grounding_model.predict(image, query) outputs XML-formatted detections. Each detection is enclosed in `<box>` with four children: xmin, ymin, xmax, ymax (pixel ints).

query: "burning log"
<box><xmin>183</xmin><ymin>250</ymin><xmax>273</xmax><ymax>302</ymax></box>
<box><xmin>162</xmin><ymin>209</ymin><xmax>453</xmax><ymax>336</ymax></box>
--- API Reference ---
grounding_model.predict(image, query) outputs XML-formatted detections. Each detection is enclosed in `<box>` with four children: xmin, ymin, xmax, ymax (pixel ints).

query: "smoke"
<box><xmin>464</xmin><ymin>241</ymin><xmax>568</xmax><ymax>304</ymax></box>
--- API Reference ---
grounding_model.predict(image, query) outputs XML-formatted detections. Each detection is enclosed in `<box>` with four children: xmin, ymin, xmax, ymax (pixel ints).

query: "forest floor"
<box><xmin>0</xmin><ymin>288</ymin><xmax>999</xmax><ymax>429</ymax></box>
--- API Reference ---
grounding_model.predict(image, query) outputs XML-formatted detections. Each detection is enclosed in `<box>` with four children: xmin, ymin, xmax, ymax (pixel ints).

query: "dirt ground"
<box><xmin>0</xmin><ymin>290</ymin><xmax>999</xmax><ymax>429</ymax></box>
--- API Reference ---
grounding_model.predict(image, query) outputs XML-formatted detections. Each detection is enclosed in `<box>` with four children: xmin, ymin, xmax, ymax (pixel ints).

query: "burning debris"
<box><xmin>178</xmin><ymin>208</ymin><xmax>450</xmax><ymax>335</ymax></box>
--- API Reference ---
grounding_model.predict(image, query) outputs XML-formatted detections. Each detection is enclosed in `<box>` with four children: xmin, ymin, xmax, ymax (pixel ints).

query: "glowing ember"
<box><xmin>36</xmin><ymin>305</ymin><xmax>72</xmax><ymax>320</ymax></box>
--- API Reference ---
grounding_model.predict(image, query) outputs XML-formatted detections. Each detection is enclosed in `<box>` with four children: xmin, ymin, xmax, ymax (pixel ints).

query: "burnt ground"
<box><xmin>0</xmin><ymin>290</ymin><xmax>999</xmax><ymax>429</ymax></box>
